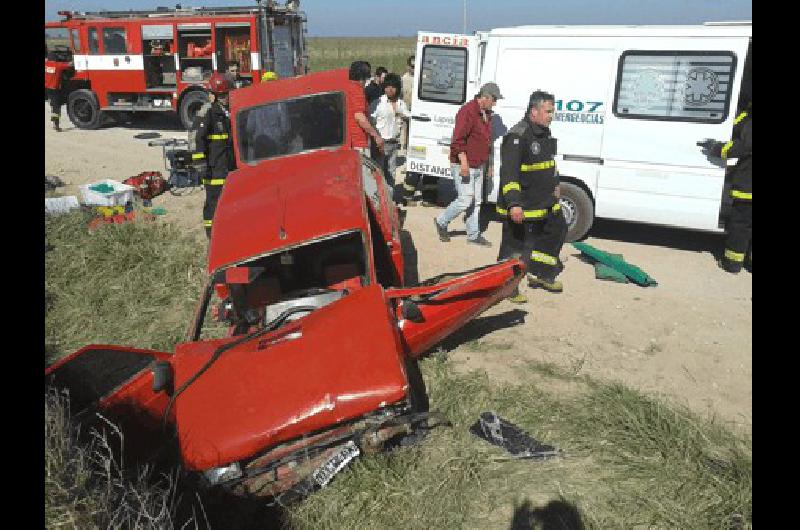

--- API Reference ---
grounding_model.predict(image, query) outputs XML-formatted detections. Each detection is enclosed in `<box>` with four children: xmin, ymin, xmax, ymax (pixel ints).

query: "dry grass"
<box><xmin>308</xmin><ymin>37</ymin><xmax>416</xmax><ymax>75</ymax></box>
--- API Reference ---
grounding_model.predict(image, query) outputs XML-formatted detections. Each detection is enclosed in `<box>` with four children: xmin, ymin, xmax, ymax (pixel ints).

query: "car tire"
<box><xmin>559</xmin><ymin>181</ymin><xmax>594</xmax><ymax>242</ymax></box>
<box><xmin>67</xmin><ymin>89</ymin><xmax>102</xmax><ymax>130</ymax></box>
<box><xmin>179</xmin><ymin>90</ymin><xmax>209</xmax><ymax>130</ymax></box>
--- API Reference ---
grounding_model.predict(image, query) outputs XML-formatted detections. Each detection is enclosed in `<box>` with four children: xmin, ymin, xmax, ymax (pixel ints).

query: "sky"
<box><xmin>44</xmin><ymin>0</ymin><xmax>752</xmax><ymax>36</ymax></box>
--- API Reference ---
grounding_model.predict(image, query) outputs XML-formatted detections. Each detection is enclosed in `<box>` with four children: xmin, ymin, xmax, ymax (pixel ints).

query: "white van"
<box><xmin>406</xmin><ymin>23</ymin><xmax>752</xmax><ymax>241</ymax></box>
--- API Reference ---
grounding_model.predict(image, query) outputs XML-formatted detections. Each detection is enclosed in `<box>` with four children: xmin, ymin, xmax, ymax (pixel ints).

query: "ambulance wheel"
<box><xmin>67</xmin><ymin>89</ymin><xmax>102</xmax><ymax>130</ymax></box>
<box><xmin>559</xmin><ymin>181</ymin><xmax>594</xmax><ymax>242</ymax></box>
<box><xmin>179</xmin><ymin>91</ymin><xmax>208</xmax><ymax>130</ymax></box>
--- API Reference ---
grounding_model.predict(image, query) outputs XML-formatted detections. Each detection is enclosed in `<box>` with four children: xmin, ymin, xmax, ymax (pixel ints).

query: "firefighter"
<box><xmin>44</xmin><ymin>46</ymin><xmax>75</xmax><ymax>132</ymax></box>
<box><xmin>191</xmin><ymin>73</ymin><xmax>235</xmax><ymax>239</ymax></box>
<box><xmin>497</xmin><ymin>90</ymin><xmax>567</xmax><ymax>299</ymax></box>
<box><xmin>699</xmin><ymin>101</ymin><xmax>752</xmax><ymax>273</ymax></box>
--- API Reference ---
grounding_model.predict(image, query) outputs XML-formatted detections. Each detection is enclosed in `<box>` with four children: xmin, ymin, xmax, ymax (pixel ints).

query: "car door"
<box><xmin>386</xmin><ymin>259</ymin><xmax>524</xmax><ymax>359</ymax></box>
<box><xmin>406</xmin><ymin>32</ymin><xmax>481</xmax><ymax>182</ymax></box>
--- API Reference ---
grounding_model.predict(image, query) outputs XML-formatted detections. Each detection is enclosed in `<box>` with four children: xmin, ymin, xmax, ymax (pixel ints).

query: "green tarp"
<box><xmin>572</xmin><ymin>242</ymin><xmax>658</xmax><ymax>287</ymax></box>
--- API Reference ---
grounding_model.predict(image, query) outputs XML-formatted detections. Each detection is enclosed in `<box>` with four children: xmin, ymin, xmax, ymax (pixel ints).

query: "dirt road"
<box><xmin>44</xmin><ymin>104</ymin><xmax>752</xmax><ymax>434</ymax></box>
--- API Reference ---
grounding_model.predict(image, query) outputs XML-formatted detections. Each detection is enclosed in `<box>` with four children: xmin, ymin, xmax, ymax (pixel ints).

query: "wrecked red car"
<box><xmin>45</xmin><ymin>69</ymin><xmax>524</xmax><ymax>500</ymax></box>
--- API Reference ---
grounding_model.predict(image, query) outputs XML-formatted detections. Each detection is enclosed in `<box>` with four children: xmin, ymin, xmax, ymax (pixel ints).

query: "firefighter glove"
<box><xmin>697</xmin><ymin>139</ymin><xmax>724</xmax><ymax>158</ymax></box>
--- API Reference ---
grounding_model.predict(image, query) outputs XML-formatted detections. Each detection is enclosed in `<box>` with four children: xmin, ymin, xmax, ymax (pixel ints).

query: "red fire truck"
<box><xmin>44</xmin><ymin>1</ymin><xmax>308</xmax><ymax>130</ymax></box>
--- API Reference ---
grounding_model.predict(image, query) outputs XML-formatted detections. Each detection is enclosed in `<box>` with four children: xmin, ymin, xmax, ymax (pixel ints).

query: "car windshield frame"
<box><xmin>236</xmin><ymin>91</ymin><xmax>346</xmax><ymax>165</ymax></box>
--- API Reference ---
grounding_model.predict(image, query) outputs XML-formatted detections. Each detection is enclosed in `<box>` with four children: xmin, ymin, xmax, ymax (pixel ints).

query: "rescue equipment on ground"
<box><xmin>123</xmin><ymin>171</ymin><xmax>168</xmax><ymax>200</ymax></box>
<box><xmin>572</xmin><ymin>242</ymin><xmax>658</xmax><ymax>287</ymax></box>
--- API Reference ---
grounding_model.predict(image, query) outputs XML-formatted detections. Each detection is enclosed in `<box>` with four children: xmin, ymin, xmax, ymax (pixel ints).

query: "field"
<box><xmin>307</xmin><ymin>37</ymin><xmax>416</xmax><ymax>75</ymax></box>
<box><xmin>44</xmin><ymin>33</ymin><xmax>751</xmax><ymax>528</ymax></box>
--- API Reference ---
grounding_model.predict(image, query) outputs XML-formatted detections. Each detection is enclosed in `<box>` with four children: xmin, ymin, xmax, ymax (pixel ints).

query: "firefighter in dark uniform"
<box><xmin>191</xmin><ymin>73</ymin><xmax>236</xmax><ymax>239</ymax></box>
<box><xmin>699</xmin><ymin>101</ymin><xmax>752</xmax><ymax>273</ymax></box>
<box><xmin>497</xmin><ymin>90</ymin><xmax>567</xmax><ymax>300</ymax></box>
<box><xmin>44</xmin><ymin>45</ymin><xmax>75</xmax><ymax>132</ymax></box>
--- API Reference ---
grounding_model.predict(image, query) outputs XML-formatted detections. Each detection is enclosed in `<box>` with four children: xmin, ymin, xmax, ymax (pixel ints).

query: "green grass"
<box><xmin>45</xmin><ymin>211</ymin><xmax>751</xmax><ymax>529</ymax></box>
<box><xmin>45</xmin><ymin>209</ymin><xmax>206</xmax><ymax>365</ymax></box>
<box><xmin>308</xmin><ymin>37</ymin><xmax>416</xmax><ymax>75</ymax></box>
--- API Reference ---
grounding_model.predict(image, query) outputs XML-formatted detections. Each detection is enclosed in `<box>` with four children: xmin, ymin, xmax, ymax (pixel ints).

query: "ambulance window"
<box><xmin>103</xmin><ymin>27</ymin><xmax>128</xmax><ymax>55</ymax></box>
<box><xmin>88</xmin><ymin>28</ymin><xmax>99</xmax><ymax>54</ymax></box>
<box><xmin>44</xmin><ymin>28</ymin><xmax>70</xmax><ymax>51</ymax></box>
<box><xmin>614</xmin><ymin>51</ymin><xmax>737</xmax><ymax>123</ymax></box>
<box><xmin>418</xmin><ymin>45</ymin><xmax>468</xmax><ymax>105</ymax></box>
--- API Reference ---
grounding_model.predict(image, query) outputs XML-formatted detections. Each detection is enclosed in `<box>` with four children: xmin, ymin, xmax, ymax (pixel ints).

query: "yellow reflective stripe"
<box><xmin>402</xmin><ymin>183</ymin><xmax>416</xmax><ymax>191</ymax></box>
<box><xmin>502</xmin><ymin>182</ymin><xmax>521</xmax><ymax>195</ymax></box>
<box><xmin>734</xmin><ymin>111</ymin><xmax>748</xmax><ymax>125</ymax></box>
<box><xmin>496</xmin><ymin>207</ymin><xmax>508</xmax><ymax>215</ymax></box>
<box><xmin>724</xmin><ymin>249</ymin><xmax>745</xmax><ymax>262</ymax></box>
<box><xmin>208</xmin><ymin>134</ymin><xmax>229</xmax><ymax>140</ymax></box>
<box><xmin>203</xmin><ymin>220</ymin><xmax>213</xmax><ymax>227</ymax></box>
<box><xmin>721</xmin><ymin>140</ymin><xmax>734</xmax><ymax>159</ymax></box>
<box><xmin>192</xmin><ymin>153</ymin><xmax>206</xmax><ymax>160</ymax></box>
<box><xmin>531</xmin><ymin>250</ymin><xmax>557</xmax><ymax>266</ymax></box>
<box><xmin>523</xmin><ymin>208</ymin><xmax>549</xmax><ymax>219</ymax></box>
<box><xmin>203</xmin><ymin>178</ymin><xmax>226</xmax><ymax>186</ymax></box>
<box><xmin>551</xmin><ymin>203</ymin><xmax>561</xmax><ymax>213</ymax></box>
<box><xmin>520</xmin><ymin>160</ymin><xmax>555</xmax><ymax>171</ymax></box>
<box><xmin>730</xmin><ymin>190</ymin><xmax>752</xmax><ymax>200</ymax></box>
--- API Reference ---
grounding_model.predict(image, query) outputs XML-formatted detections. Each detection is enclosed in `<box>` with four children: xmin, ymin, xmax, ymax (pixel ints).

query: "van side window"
<box><xmin>418</xmin><ymin>45</ymin><xmax>468</xmax><ymax>105</ymax></box>
<box><xmin>103</xmin><ymin>27</ymin><xmax>128</xmax><ymax>54</ymax></box>
<box><xmin>88</xmin><ymin>28</ymin><xmax>99</xmax><ymax>54</ymax></box>
<box><xmin>613</xmin><ymin>51</ymin><xmax>737</xmax><ymax>124</ymax></box>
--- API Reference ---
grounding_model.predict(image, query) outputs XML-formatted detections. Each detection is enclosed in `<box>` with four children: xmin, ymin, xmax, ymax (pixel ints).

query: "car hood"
<box><xmin>173</xmin><ymin>285</ymin><xmax>408</xmax><ymax>470</ymax></box>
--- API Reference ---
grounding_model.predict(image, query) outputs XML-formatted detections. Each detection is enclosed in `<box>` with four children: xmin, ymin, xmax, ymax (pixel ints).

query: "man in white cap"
<box><xmin>434</xmin><ymin>82</ymin><xmax>503</xmax><ymax>247</ymax></box>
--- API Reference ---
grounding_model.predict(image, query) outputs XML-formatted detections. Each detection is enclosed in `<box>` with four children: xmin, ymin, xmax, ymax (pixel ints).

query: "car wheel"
<box><xmin>67</xmin><ymin>89</ymin><xmax>102</xmax><ymax>130</ymax></box>
<box><xmin>179</xmin><ymin>90</ymin><xmax>209</xmax><ymax>130</ymax></box>
<box><xmin>559</xmin><ymin>181</ymin><xmax>594</xmax><ymax>242</ymax></box>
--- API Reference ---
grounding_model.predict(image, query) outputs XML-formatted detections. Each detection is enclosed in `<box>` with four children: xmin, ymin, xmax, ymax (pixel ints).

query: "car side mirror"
<box><xmin>401</xmin><ymin>300</ymin><xmax>425</xmax><ymax>323</ymax></box>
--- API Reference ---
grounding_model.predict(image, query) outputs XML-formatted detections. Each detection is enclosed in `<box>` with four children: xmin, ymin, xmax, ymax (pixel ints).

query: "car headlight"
<box><xmin>202</xmin><ymin>462</ymin><xmax>242</xmax><ymax>485</ymax></box>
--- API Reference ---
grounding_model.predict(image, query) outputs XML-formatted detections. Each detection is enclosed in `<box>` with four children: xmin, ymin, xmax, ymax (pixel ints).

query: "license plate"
<box><xmin>311</xmin><ymin>440</ymin><xmax>360</xmax><ymax>487</ymax></box>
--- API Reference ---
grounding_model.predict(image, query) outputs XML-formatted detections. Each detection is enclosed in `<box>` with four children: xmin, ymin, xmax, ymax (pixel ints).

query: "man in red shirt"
<box><xmin>434</xmin><ymin>83</ymin><xmax>502</xmax><ymax>246</ymax></box>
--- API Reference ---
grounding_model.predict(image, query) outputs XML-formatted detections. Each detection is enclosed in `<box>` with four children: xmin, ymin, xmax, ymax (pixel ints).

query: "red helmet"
<box><xmin>207</xmin><ymin>72</ymin><xmax>232</xmax><ymax>94</ymax></box>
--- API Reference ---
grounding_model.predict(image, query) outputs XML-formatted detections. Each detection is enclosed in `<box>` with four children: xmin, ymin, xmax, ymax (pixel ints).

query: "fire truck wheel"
<box><xmin>67</xmin><ymin>89</ymin><xmax>102</xmax><ymax>130</ymax></box>
<box><xmin>179</xmin><ymin>90</ymin><xmax>209</xmax><ymax>130</ymax></box>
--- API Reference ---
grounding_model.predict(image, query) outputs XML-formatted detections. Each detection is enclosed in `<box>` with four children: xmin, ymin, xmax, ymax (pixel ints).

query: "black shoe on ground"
<box><xmin>434</xmin><ymin>218</ymin><xmax>450</xmax><ymax>242</ymax></box>
<box><xmin>466</xmin><ymin>236</ymin><xmax>492</xmax><ymax>247</ymax></box>
<box><xmin>421</xmin><ymin>200</ymin><xmax>437</xmax><ymax>207</ymax></box>
<box><xmin>717</xmin><ymin>258</ymin><xmax>741</xmax><ymax>274</ymax></box>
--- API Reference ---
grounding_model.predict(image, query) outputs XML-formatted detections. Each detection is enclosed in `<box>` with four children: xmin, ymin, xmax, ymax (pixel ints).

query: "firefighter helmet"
<box><xmin>207</xmin><ymin>73</ymin><xmax>232</xmax><ymax>94</ymax></box>
<box><xmin>261</xmin><ymin>71</ymin><xmax>279</xmax><ymax>82</ymax></box>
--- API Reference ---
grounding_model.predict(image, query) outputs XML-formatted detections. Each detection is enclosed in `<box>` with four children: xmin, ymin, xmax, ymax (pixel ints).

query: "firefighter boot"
<box><xmin>506</xmin><ymin>286</ymin><xmax>528</xmax><ymax>304</ymax></box>
<box><xmin>528</xmin><ymin>274</ymin><xmax>563</xmax><ymax>293</ymax></box>
<box><xmin>51</xmin><ymin>115</ymin><xmax>61</xmax><ymax>132</ymax></box>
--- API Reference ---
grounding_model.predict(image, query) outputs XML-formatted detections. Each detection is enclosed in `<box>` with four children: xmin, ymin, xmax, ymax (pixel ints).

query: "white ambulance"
<box><xmin>406</xmin><ymin>22</ymin><xmax>752</xmax><ymax>241</ymax></box>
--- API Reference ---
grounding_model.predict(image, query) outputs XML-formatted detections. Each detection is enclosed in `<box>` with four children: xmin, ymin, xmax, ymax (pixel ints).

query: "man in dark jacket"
<box><xmin>700</xmin><ymin>101</ymin><xmax>752</xmax><ymax>273</ymax></box>
<box><xmin>191</xmin><ymin>73</ymin><xmax>236</xmax><ymax>239</ymax></box>
<box><xmin>497</xmin><ymin>90</ymin><xmax>566</xmax><ymax>299</ymax></box>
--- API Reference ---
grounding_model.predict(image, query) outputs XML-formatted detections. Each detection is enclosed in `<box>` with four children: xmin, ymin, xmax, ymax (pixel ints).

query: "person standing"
<box><xmin>347</xmin><ymin>61</ymin><xmax>384</xmax><ymax>157</ymax></box>
<box><xmin>496</xmin><ymin>90</ymin><xmax>567</xmax><ymax>296</ymax></box>
<box><xmin>370</xmin><ymin>73</ymin><xmax>410</xmax><ymax>196</ymax></box>
<box><xmin>365</xmin><ymin>66</ymin><xmax>388</xmax><ymax>106</ymax></box>
<box><xmin>44</xmin><ymin>47</ymin><xmax>74</xmax><ymax>132</ymax></box>
<box><xmin>191</xmin><ymin>73</ymin><xmax>236</xmax><ymax>239</ymax></box>
<box><xmin>433</xmin><ymin>83</ymin><xmax>502</xmax><ymax>247</ymax></box>
<box><xmin>699</xmin><ymin>102</ymin><xmax>752</xmax><ymax>273</ymax></box>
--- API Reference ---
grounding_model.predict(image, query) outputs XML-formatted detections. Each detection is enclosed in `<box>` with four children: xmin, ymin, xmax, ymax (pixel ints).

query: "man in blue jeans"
<box><xmin>434</xmin><ymin>83</ymin><xmax>502</xmax><ymax>247</ymax></box>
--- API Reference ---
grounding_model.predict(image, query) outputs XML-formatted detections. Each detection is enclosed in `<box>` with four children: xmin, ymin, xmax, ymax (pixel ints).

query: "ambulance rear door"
<box><xmin>406</xmin><ymin>32</ymin><xmax>481</xmax><ymax>182</ymax></box>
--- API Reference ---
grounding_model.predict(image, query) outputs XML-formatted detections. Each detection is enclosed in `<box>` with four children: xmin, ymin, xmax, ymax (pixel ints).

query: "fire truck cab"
<box><xmin>44</xmin><ymin>1</ymin><xmax>308</xmax><ymax>130</ymax></box>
